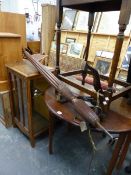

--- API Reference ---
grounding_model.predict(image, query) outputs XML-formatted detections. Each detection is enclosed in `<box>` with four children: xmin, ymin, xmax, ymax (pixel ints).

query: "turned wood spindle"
<box><xmin>108</xmin><ymin>0</ymin><xmax>131</xmax><ymax>88</ymax></box>
<box><xmin>82</xmin><ymin>12</ymin><xmax>94</xmax><ymax>85</ymax></box>
<box><xmin>84</xmin><ymin>12</ymin><xmax>95</xmax><ymax>62</ymax></box>
<box><xmin>55</xmin><ymin>0</ymin><xmax>63</xmax><ymax>76</ymax></box>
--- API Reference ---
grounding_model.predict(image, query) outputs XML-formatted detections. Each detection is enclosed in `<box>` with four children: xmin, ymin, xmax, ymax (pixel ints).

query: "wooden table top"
<box><xmin>45</xmin><ymin>87</ymin><xmax>131</xmax><ymax>133</ymax></box>
<box><xmin>61</xmin><ymin>0</ymin><xmax>122</xmax><ymax>12</ymax></box>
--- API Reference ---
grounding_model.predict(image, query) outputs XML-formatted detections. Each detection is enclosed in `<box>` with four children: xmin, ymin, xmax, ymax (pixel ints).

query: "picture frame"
<box><xmin>95</xmin><ymin>50</ymin><xmax>114</xmax><ymax>59</ymax></box>
<box><xmin>96</xmin><ymin>50</ymin><xmax>103</xmax><ymax>57</ymax></box>
<box><xmin>62</xmin><ymin>9</ymin><xmax>77</xmax><ymax>30</ymax></box>
<box><xmin>67</xmin><ymin>43</ymin><xmax>83</xmax><ymax>58</ymax></box>
<box><xmin>117</xmin><ymin>69</ymin><xmax>128</xmax><ymax>81</ymax></box>
<box><xmin>50</xmin><ymin>42</ymin><xmax>68</xmax><ymax>54</ymax></box>
<box><xmin>60</xmin><ymin>43</ymin><xmax>68</xmax><ymax>54</ymax></box>
<box><xmin>101</xmin><ymin>51</ymin><xmax>114</xmax><ymax>59</ymax></box>
<box><xmin>122</xmin><ymin>56</ymin><xmax>130</xmax><ymax>70</ymax></box>
<box><xmin>65</xmin><ymin>37</ymin><xmax>76</xmax><ymax>44</ymax></box>
<box><xmin>121</xmin><ymin>46</ymin><xmax>131</xmax><ymax>70</ymax></box>
<box><xmin>94</xmin><ymin>57</ymin><xmax>112</xmax><ymax>75</ymax></box>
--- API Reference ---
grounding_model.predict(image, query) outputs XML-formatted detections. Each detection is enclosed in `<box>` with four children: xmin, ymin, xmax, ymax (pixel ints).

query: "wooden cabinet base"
<box><xmin>6</xmin><ymin>60</ymin><xmax>49</xmax><ymax>147</ymax></box>
<box><xmin>0</xmin><ymin>91</ymin><xmax>12</xmax><ymax>128</ymax></box>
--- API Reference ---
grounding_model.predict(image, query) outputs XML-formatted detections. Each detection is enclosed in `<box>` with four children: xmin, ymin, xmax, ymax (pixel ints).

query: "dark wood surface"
<box><xmin>45</xmin><ymin>87</ymin><xmax>131</xmax><ymax>175</ymax></box>
<box><xmin>61</xmin><ymin>0</ymin><xmax>122</xmax><ymax>12</ymax></box>
<box><xmin>45</xmin><ymin>87</ymin><xmax>131</xmax><ymax>133</ymax></box>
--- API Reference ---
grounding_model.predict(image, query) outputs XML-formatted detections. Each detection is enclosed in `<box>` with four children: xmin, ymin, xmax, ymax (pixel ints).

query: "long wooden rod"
<box><xmin>31</xmin><ymin>56</ymin><xmax>61</xmax><ymax>88</ymax></box>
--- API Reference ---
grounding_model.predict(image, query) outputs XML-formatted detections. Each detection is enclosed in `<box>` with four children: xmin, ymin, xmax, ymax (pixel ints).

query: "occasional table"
<box><xmin>44</xmin><ymin>87</ymin><xmax>131</xmax><ymax>175</ymax></box>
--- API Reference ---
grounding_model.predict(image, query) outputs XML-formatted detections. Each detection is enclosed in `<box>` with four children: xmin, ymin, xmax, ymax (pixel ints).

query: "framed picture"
<box><xmin>121</xmin><ymin>46</ymin><xmax>131</xmax><ymax>70</ymax></box>
<box><xmin>62</xmin><ymin>9</ymin><xmax>77</xmax><ymax>30</ymax></box>
<box><xmin>67</xmin><ymin>43</ymin><xmax>83</xmax><ymax>58</ymax></box>
<box><xmin>51</xmin><ymin>42</ymin><xmax>68</xmax><ymax>54</ymax></box>
<box><xmin>75</xmin><ymin>11</ymin><xmax>89</xmax><ymax>31</ymax></box>
<box><xmin>94</xmin><ymin>57</ymin><xmax>112</xmax><ymax>75</ymax></box>
<box><xmin>101</xmin><ymin>51</ymin><xmax>114</xmax><ymax>59</ymax></box>
<box><xmin>65</xmin><ymin>37</ymin><xmax>76</xmax><ymax>44</ymax></box>
<box><xmin>96</xmin><ymin>50</ymin><xmax>103</xmax><ymax>57</ymax></box>
<box><xmin>95</xmin><ymin>50</ymin><xmax>113</xmax><ymax>59</ymax></box>
<box><xmin>60</xmin><ymin>43</ymin><xmax>68</xmax><ymax>54</ymax></box>
<box><xmin>117</xmin><ymin>69</ymin><xmax>128</xmax><ymax>81</ymax></box>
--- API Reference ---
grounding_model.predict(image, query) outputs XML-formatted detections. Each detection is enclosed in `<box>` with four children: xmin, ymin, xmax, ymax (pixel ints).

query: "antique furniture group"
<box><xmin>0</xmin><ymin>1</ymin><xmax>131</xmax><ymax>175</ymax></box>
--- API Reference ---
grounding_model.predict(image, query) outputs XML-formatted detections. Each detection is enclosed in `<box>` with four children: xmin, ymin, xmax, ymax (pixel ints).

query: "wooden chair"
<box><xmin>55</xmin><ymin>0</ymin><xmax>131</xmax><ymax>111</ymax></box>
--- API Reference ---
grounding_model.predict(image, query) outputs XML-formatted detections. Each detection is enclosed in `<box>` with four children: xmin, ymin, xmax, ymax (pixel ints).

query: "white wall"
<box><xmin>1</xmin><ymin>0</ymin><xmax>56</xmax><ymax>13</ymax></box>
<box><xmin>1</xmin><ymin>0</ymin><xmax>56</xmax><ymax>41</ymax></box>
<box><xmin>2</xmin><ymin>0</ymin><xmax>19</xmax><ymax>12</ymax></box>
<box><xmin>97</xmin><ymin>11</ymin><xmax>131</xmax><ymax>35</ymax></box>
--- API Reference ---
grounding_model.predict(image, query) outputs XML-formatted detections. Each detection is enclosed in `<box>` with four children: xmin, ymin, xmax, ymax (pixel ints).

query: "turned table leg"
<box><xmin>116</xmin><ymin>132</ymin><xmax>131</xmax><ymax>169</ymax></box>
<box><xmin>107</xmin><ymin>132</ymin><xmax>126</xmax><ymax>175</ymax></box>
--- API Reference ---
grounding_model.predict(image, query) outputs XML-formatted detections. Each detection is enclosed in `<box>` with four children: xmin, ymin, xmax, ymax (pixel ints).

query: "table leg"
<box><xmin>116</xmin><ymin>132</ymin><xmax>131</xmax><ymax>169</ymax></box>
<box><xmin>49</xmin><ymin>112</ymin><xmax>54</xmax><ymax>154</ymax></box>
<box><xmin>107</xmin><ymin>132</ymin><xmax>126</xmax><ymax>175</ymax></box>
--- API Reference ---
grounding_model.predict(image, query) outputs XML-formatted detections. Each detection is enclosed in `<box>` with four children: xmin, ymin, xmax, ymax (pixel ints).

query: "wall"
<box><xmin>1</xmin><ymin>0</ymin><xmax>56</xmax><ymax>41</ymax></box>
<box><xmin>98</xmin><ymin>11</ymin><xmax>131</xmax><ymax>35</ymax></box>
<box><xmin>1</xmin><ymin>1</ymin><xmax>131</xmax><ymax>39</ymax></box>
<box><xmin>50</xmin><ymin>31</ymin><xmax>130</xmax><ymax>65</ymax></box>
<box><xmin>2</xmin><ymin>0</ymin><xmax>19</xmax><ymax>12</ymax></box>
<box><xmin>1</xmin><ymin>0</ymin><xmax>56</xmax><ymax>13</ymax></box>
